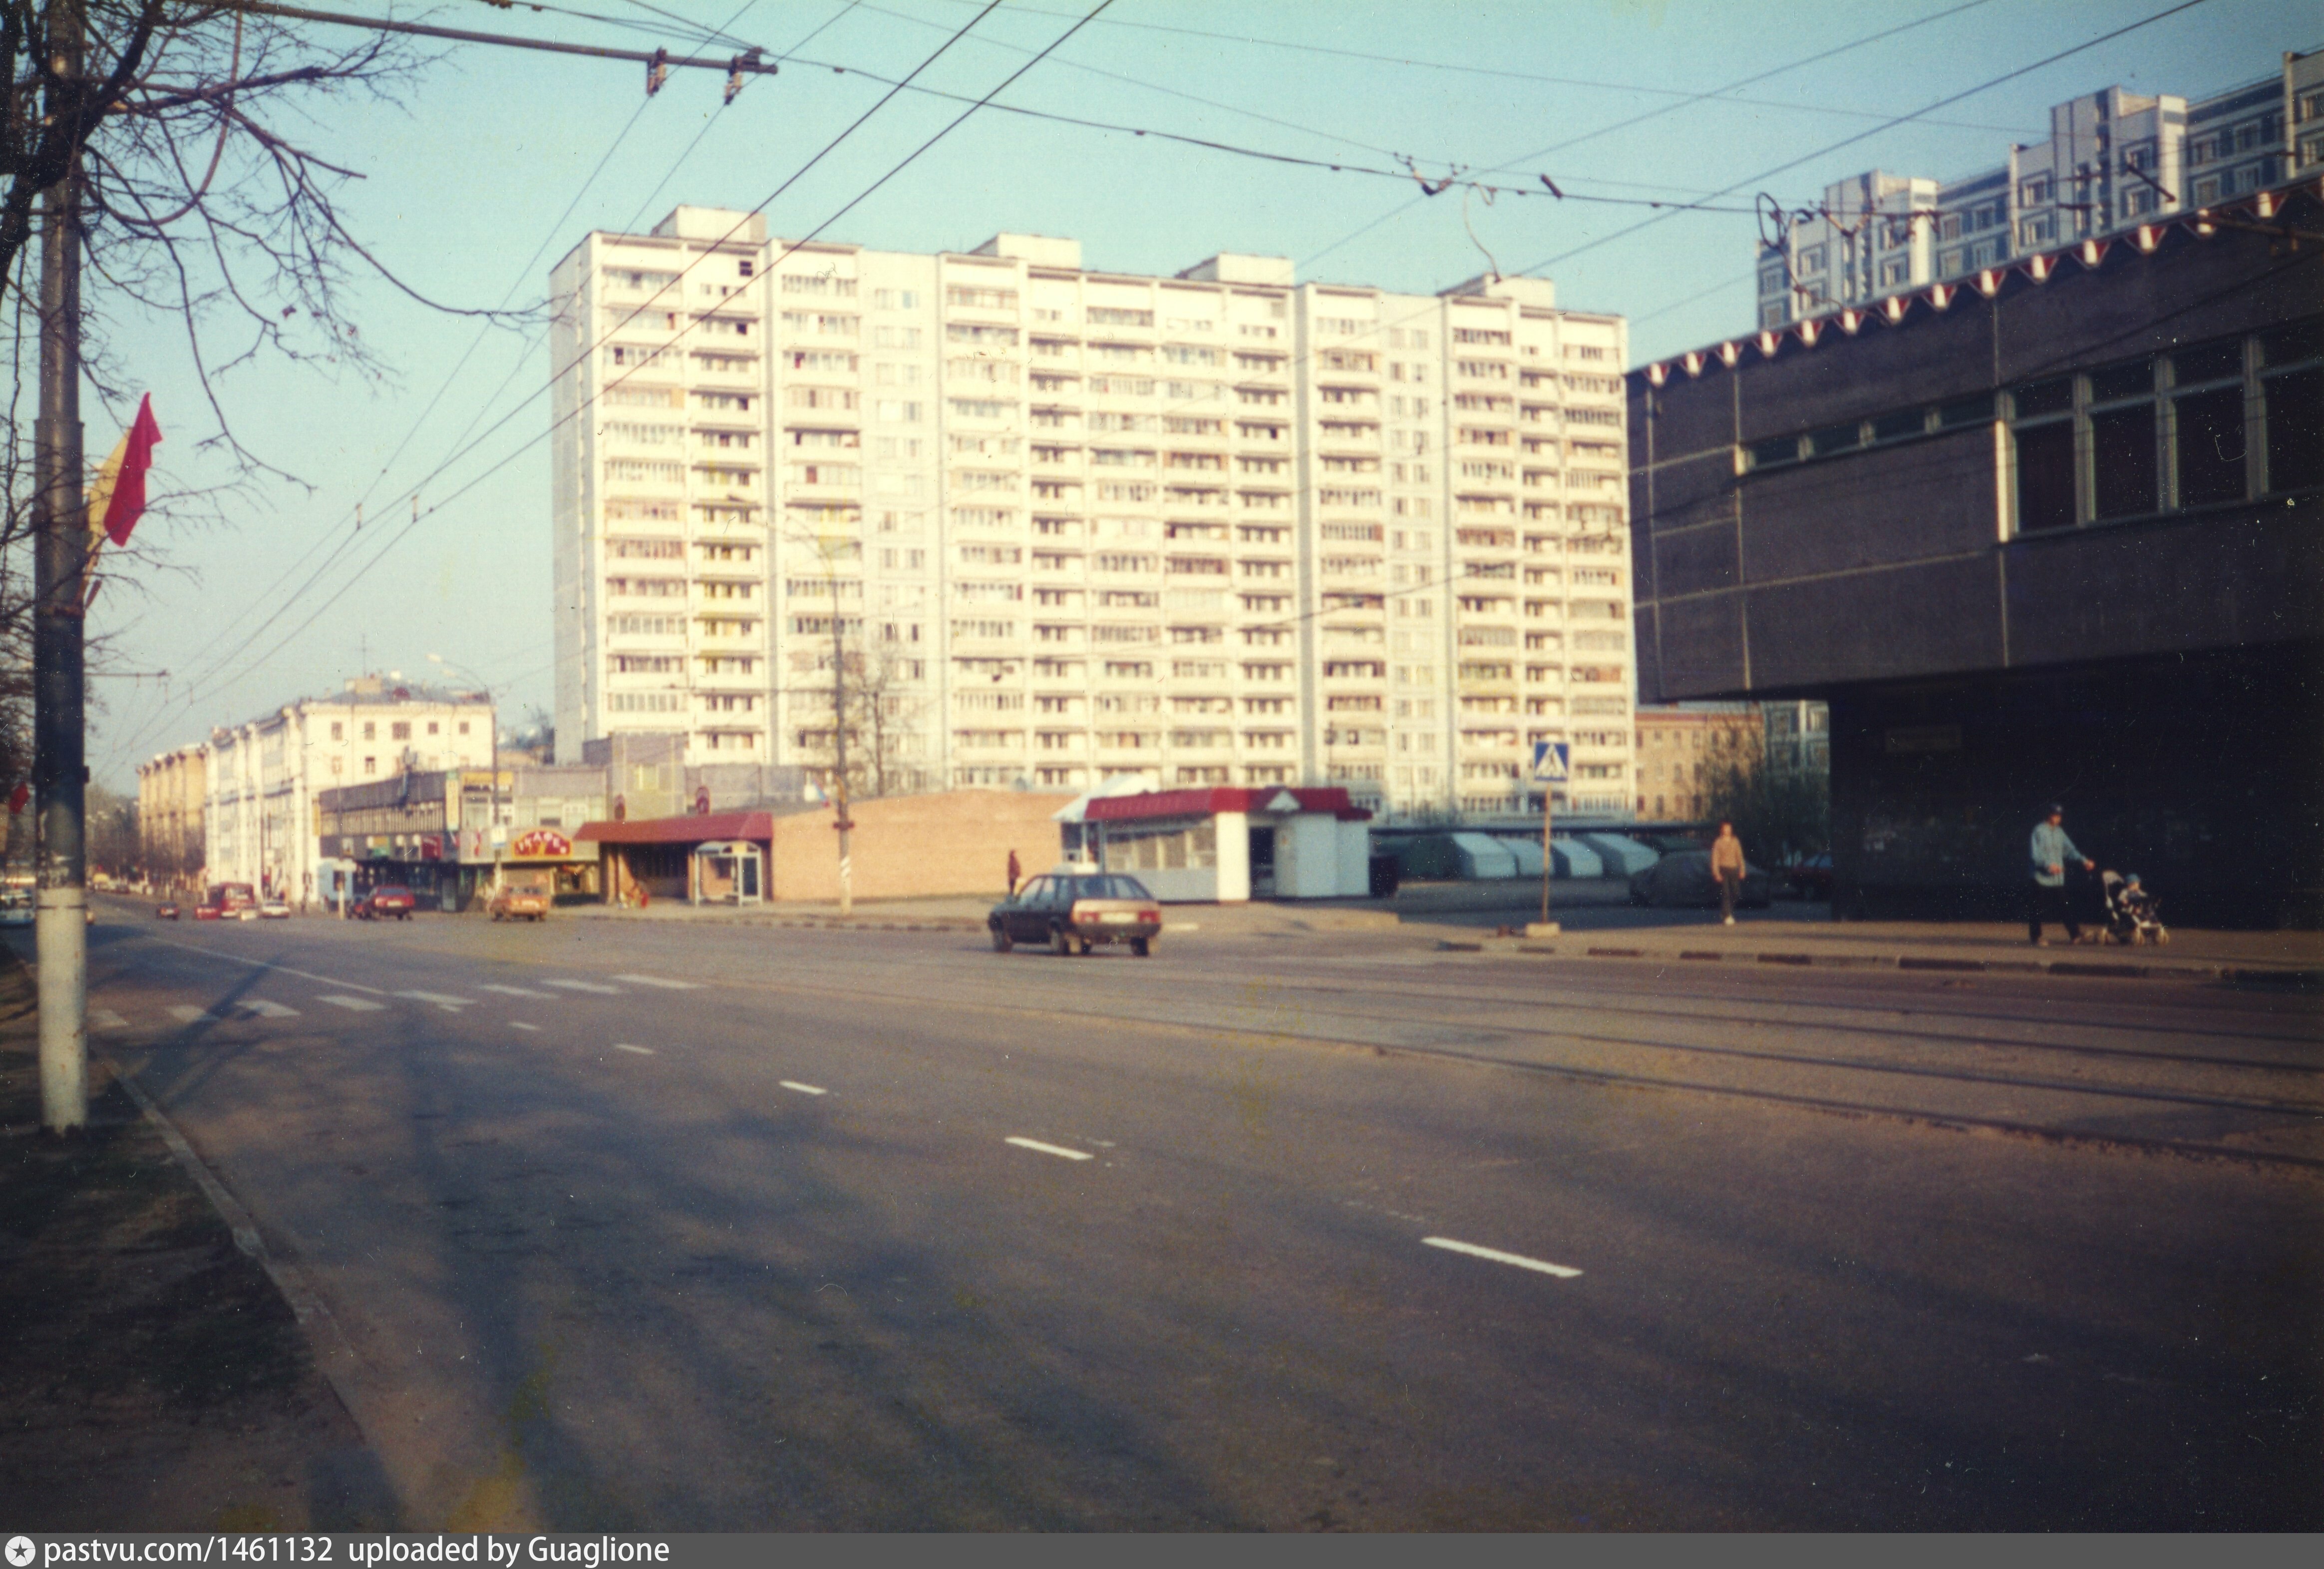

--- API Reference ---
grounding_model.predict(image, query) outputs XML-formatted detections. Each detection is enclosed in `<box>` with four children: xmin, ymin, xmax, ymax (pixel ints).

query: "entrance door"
<box><xmin>1249</xmin><ymin>827</ymin><xmax>1276</xmax><ymax>899</ymax></box>
<box><xmin>739</xmin><ymin>853</ymin><xmax>761</xmax><ymax>902</ymax></box>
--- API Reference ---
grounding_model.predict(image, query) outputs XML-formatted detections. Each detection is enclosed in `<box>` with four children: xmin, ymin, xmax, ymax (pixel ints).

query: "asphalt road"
<box><xmin>50</xmin><ymin>900</ymin><xmax>2324</xmax><ymax>1530</ymax></box>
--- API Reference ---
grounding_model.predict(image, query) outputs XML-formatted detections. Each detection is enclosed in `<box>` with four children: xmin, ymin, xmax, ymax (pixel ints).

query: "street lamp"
<box><xmin>427</xmin><ymin>653</ymin><xmax>500</xmax><ymax>902</ymax></box>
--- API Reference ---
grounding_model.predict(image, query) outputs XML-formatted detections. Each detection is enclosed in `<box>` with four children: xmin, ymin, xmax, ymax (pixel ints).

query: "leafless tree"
<box><xmin>844</xmin><ymin>639</ymin><xmax>929</xmax><ymax>800</ymax></box>
<box><xmin>0</xmin><ymin>2</ymin><xmax>521</xmax><ymax>782</ymax></box>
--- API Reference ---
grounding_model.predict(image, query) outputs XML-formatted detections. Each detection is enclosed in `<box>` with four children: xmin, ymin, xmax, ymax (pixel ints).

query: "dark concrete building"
<box><xmin>1629</xmin><ymin>182</ymin><xmax>2323</xmax><ymax>927</ymax></box>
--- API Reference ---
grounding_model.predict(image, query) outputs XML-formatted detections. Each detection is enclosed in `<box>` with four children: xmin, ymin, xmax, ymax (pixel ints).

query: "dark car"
<box><xmin>356</xmin><ymin>885</ymin><xmax>418</xmax><ymax>922</ymax></box>
<box><xmin>989</xmin><ymin>872</ymin><xmax>1162</xmax><ymax>956</ymax></box>
<box><xmin>1783</xmin><ymin>852</ymin><xmax>1834</xmax><ymax>902</ymax></box>
<box><xmin>155</xmin><ymin>902</ymin><xmax>181</xmax><ymax>920</ymax></box>
<box><xmin>1628</xmin><ymin>851</ymin><xmax>1774</xmax><ymax>910</ymax></box>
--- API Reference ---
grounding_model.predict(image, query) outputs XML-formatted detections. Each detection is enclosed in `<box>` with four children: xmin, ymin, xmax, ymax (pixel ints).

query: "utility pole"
<box><xmin>33</xmin><ymin>0</ymin><xmax>89</xmax><ymax>1131</ymax></box>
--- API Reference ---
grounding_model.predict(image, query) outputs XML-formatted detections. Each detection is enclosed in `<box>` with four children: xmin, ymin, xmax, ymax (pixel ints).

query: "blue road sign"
<box><xmin>1530</xmin><ymin>740</ymin><xmax>1570</xmax><ymax>782</ymax></box>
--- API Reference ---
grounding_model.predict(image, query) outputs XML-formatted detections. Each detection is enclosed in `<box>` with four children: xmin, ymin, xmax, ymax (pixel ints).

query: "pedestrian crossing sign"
<box><xmin>1531</xmin><ymin>741</ymin><xmax>1570</xmax><ymax>782</ymax></box>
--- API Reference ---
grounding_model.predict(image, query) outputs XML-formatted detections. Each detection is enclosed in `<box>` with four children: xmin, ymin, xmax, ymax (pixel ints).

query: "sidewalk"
<box><xmin>1438</xmin><ymin>914</ymin><xmax>2324</xmax><ymax>982</ymax></box>
<box><xmin>0</xmin><ymin>941</ymin><xmax>395</xmax><ymax>1530</ymax></box>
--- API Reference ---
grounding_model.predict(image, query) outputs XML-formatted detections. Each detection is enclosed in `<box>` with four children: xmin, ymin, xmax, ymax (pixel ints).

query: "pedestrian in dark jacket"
<box><xmin>1709</xmin><ymin>821</ymin><xmax>1747</xmax><ymax>925</ymax></box>
<box><xmin>2028</xmin><ymin>804</ymin><xmax>2094</xmax><ymax>945</ymax></box>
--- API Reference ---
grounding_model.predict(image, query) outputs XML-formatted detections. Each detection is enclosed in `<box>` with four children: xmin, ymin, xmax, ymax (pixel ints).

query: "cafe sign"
<box><xmin>509</xmin><ymin>828</ymin><xmax>575</xmax><ymax>860</ymax></box>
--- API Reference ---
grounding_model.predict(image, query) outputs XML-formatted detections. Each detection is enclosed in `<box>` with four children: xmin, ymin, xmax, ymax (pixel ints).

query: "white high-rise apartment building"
<box><xmin>550</xmin><ymin>209</ymin><xmax>1635</xmax><ymax>820</ymax></box>
<box><xmin>1759</xmin><ymin>49</ymin><xmax>2324</xmax><ymax>327</ymax></box>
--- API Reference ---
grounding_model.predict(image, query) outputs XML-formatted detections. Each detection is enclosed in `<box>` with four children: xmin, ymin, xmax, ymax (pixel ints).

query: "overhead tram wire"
<box><xmin>906</xmin><ymin>0</ymin><xmax>2045</xmax><ymax>137</ymax></box>
<box><xmin>1511</xmin><ymin>0</ymin><xmax>2220</xmax><ymax>280</ymax></box>
<box><xmin>1300</xmin><ymin>0</ymin><xmax>1999</xmax><ymax>271</ymax></box>
<box><xmin>99</xmin><ymin>0</ymin><xmax>850</xmax><ymax>765</ymax></box>
<box><xmin>148</xmin><ymin>0</ymin><xmax>1111</xmax><ymax>726</ymax></box>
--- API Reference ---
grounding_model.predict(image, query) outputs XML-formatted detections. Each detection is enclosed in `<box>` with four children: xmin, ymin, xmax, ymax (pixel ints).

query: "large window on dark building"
<box><xmin>2261</xmin><ymin>322</ymin><xmax>2324</xmax><ymax>495</ymax></box>
<box><xmin>2012</xmin><ymin>378</ymin><xmax>2075</xmax><ymax>533</ymax></box>
<box><xmin>2171</xmin><ymin>341</ymin><xmax>2247</xmax><ymax>507</ymax></box>
<box><xmin>2087</xmin><ymin>360</ymin><xmax>2157</xmax><ymax>521</ymax></box>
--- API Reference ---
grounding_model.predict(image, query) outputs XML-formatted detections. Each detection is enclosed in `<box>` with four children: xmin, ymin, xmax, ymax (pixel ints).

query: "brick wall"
<box><xmin>766</xmin><ymin>790</ymin><xmax>1074</xmax><ymax>903</ymax></box>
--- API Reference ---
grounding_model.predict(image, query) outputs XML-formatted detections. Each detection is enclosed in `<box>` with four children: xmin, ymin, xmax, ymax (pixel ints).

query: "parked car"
<box><xmin>0</xmin><ymin>889</ymin><xmax>31</xmax><ymax>927</ymax></box>
<box><xmin>487</xmin><ymin>868</ymin><xmax>554</xmax><ymax>923</ymax></box>
<box><xmin>155</xmin><ymin>901</ymin><xmax>180</xmax><ymax>920</ymax></box>
<box><xmin>1628</xmin><ymin>851</ymin><xmax>1773</xmax><ymax>910</ymax></box>
<box><xmin>989</xmin><ymin>872</ymin><xmax>1162</xmax><ymax>956</ymax></box>
<box><xmin>258</xmin><ymin>896</ymin><xmax>291</xmax><ymax>920</ymax></box>
<box><xmin>355</xmin><ymin>885</ymin><xmax>418</xmax><ymax>921</ymax></box>
<box><xmin>1782</xmin><ymin>852</ymin><xmax>1834</xmax><ymax>902</ymax></box>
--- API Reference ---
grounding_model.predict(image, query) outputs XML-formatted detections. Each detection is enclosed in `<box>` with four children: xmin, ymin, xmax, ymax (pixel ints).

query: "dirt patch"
<box><xmin>0</xmin><ymin>945</ymin><xmax>395</xmax><ymax>1530</ymax></box>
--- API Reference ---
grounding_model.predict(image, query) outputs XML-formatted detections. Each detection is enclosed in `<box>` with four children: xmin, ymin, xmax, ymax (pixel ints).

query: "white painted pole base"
<box><xmin>35</xmin><ymin>888</ymin><xmax>87</xmax><ymax>1131</ymax></box>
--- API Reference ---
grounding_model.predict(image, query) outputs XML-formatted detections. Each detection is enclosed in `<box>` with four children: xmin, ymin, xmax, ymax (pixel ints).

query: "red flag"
<box><xmin>7</xmin><ymin>783</ymin><xmax>28</xmax><ymax>816</ymax></box>
<box><xmin>97</xmin><ymin>394</ymin><xmax>162</xmax><ymax>548</ymax></box>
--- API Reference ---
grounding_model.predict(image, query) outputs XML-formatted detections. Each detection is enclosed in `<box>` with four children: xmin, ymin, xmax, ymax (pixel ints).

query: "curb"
<box><xmin>1441</xmin><ymin>936</ymin><xmax>2321</xmax><ymax>985</ymax></box>
<box><xmin>111</xmin><ymin>1069</ymin><xmax>400</xmax><ymax>1518</ymax></box>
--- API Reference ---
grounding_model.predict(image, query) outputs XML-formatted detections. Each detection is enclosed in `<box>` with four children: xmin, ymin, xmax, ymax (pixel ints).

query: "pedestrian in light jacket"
<box><xmin>2028</xmin><ymin>804</ymin><xmax>2094</xmax><ymax>945</ymax></box>
<box><xmin>1709</xmin><ymin>821</ymin><xmax>1747</xmax><ymax>926</ymax></box>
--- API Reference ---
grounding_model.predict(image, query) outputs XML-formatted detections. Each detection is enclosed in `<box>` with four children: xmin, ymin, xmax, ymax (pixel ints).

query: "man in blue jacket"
<box><xmin>2028</xmin><ymin>804</ymin><xmax>2095</xmax><ymax>945</ymax></box>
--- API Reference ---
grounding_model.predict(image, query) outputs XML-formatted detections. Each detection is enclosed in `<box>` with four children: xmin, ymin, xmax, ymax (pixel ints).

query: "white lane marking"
<box><xmin>238</xmin><ymin>999</ymin><xmax>302</xmax><ymax>1018</ymax></box>
<box><xmin>1005</xmin><ymin>1136</ymin><xmax>1093</xmax><ymax>1162</ymax></box>
<box><xmin>544</xmin><ymin>979</ymin><xmax>623</xmax><ymax>994</ymax></box>
<box><xmin>478</xmin><ymin>983</ymin><xmax>556</xmax><ymax>999</ymax></box>
<box><xmin>613</xmin><ymin>973</ymin><xmax>700</xmax><ymax>989</ymax></box>
<box><xmin>90</xmin><ymin>1008</ymin><xmax>128</xmax><ymax>1031</ymax></box>
<box><xmin>509</xmin><ymin>1021</ymin><xmax>542</xmax><ymax>1032</ymax></box>
<box><xmin>395</xmin><ymin>990</ymin><xmax>474</xmax><ymax>1011</ymax></box>
<box><xmin>166</xmin><ymin>1004</ymin><xmax>216</xmax><ymax>1023</ymax></box>
<box><xmin>614</xmin><ymin>1042</ymin><xmax>657</xmax><ymax>1056</ymax></box>
<box><xmin>318</xmin><ymin>994</ymin><xmax>386</xmax><ymax>1012</ymax></box>
<box><xmin>140</xmin><ymin>938</ymin><xmax>387</xmax><ymax>993</ymax></box>
<box><xmin>1421</xmin><ymin>1236</ymin><xmax>1583</xmax><ymax>1279</ymax></box>
<box><xmin>778</xmin><ymin>1080</ymin><xmax>827</xmax><ymax>1096</ymax></box>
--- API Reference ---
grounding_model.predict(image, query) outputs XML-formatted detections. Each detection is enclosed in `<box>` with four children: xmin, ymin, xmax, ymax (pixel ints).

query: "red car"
<box><xmin>193</xmin><ymin>903</ymin><xmax>225</xmax><ymax>921</ymax></box>
<box><xmin>356</xmin><ymin>885</ymin><xmax>417</xmax><ymax>921</ymax></box>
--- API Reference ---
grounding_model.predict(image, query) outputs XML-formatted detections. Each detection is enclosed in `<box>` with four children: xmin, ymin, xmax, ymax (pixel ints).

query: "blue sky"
<box><xmin>82</xmin><ymin>0</ymin><xmax>2311</xmax><ymax>787</ymax></box>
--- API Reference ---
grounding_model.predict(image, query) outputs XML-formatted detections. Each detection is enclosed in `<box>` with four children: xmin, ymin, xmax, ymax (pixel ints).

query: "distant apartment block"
<box><xmin>1760</xmin><ymin>48</ymin><xmax>2323</xmax><ymax>327</ymax></box>
<box><xmin>135</xmin><ymin>743</ymin><xmax>208</xmax><ymax>887</ymax></box>
<box><xmin>549</xmin><ymin>211</ymin><xmax>1638</xmax><ymax>820</ymax></box>
<box><xmin>203</xmin><ymin>675</ymin><xmax>496</xmax><ymax>901</ymax></box>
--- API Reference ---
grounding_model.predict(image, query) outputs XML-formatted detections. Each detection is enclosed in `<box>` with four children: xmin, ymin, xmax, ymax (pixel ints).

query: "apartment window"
<box><xmin>330</xmin><ymin>722</ymin><xmax>343</xmax><ymax>740</ymax></box>
<box><xmin>362</xmin><ymin>756</ymin><xmax>375</xmax><ymax>772</ymax></box>
<box><xmin>361</xmin><ymin>721</ymin><xmax>376</xmax><ymax>740</ymax></box>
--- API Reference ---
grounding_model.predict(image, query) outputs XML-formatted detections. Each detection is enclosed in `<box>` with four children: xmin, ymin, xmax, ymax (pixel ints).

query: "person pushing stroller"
<box><xmin>2028</xmin><ymin>804</ymin><xmax>2094</xmax><ymax>946</ymax></box>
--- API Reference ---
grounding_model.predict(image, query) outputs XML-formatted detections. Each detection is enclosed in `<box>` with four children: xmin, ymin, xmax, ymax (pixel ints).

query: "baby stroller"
<box><xmin>2098</xmin><ymin>870</ymin><xmax>2169</xmax><ymax>945</ymax></box>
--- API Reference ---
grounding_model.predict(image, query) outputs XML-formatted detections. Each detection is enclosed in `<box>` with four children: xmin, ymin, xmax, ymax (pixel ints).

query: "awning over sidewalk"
<box><xmin>576</xmin><ymin>811</ymin><xmax>778</xmax><ymax>845</ymax></box>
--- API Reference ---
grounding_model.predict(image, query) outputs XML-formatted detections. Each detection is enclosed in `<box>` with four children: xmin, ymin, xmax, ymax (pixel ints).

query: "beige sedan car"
<box><xmin>989</xmin><ymin>873</ymin><xmax>1163</xmax><ymax>957</ymax></box>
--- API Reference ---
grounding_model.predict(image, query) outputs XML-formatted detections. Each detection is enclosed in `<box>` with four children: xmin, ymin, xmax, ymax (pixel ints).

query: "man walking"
<box><xmin>2028</xmin><ymin>803</ymin><xmax>2094</xmax><ymax>945</ymax></box>
<box><xmin>1006</xmin><ymin>848</ymin><xmax>1022</xmax><ymax>897</ymax></box>
<box><xmin>1710</xmin><ymin>821</ymin><xmax>1747</xmax><ymax>926</ymax></box>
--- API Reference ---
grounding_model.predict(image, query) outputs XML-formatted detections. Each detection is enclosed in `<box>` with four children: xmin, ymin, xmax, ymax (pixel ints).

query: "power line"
<box><xmin>1513</xmin><ymin>0</ymin><xmax>2220</xmax><ymax>280</ymax></box>
<box><xmin>907</xmin><ymin>0</ymin><xmax>2047</xmax><ymax>137</ymax></box>
<box><xmin>1301</xmin><ymin>0</ymin><xmax>1999</xmax><ymax>272</ymax></box>
<box><xmin>129</xmin><ymin>0</ymin><xmax>1108</xmax><ymax>742</ymax></box>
